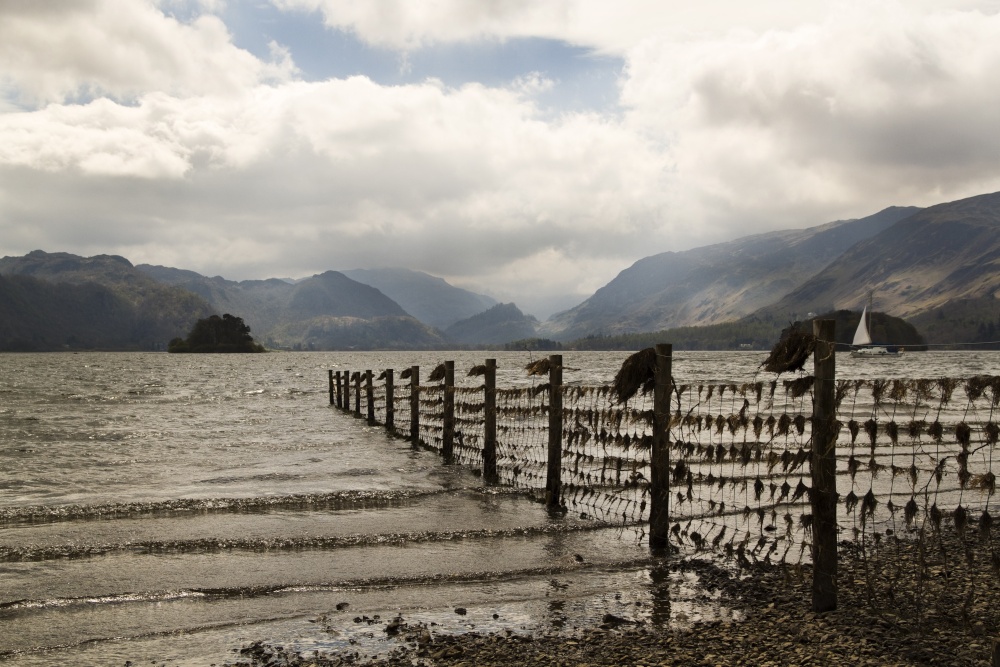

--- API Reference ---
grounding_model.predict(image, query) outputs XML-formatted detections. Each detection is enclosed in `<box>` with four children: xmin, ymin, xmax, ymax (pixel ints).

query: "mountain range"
<box><xmin>1</xmin><ymin>190</ymin><xmax>998</xmax><ymax>350</ymax></box>
<box><xmin>540</xmin><ymin>206</ymin><xmax>920</xmax><ymax>340</ymax></box>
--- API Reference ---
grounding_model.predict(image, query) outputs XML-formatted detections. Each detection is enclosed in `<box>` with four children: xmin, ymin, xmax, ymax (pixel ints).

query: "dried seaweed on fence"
<box><xmin>428</xmin><ymin>363</ymin><xmax>447</xmax><ymax>382</ymax></box>
<box><xmin>760</xmin><ymin>323</ymin><xmax>815</xmax><ymax>374</ymax></box>
<box><xmin>525</xmin><ymin>359</ymin><xmax>553</xmax><ymax>376</ymax></box>
<box><xmin>377</xmin><ymin>370</ymin><xmax>388</xmax><ymax>381</ymax></box>
<box><xmin>784</xmin><ymin>376</ymin><xmax>815</xmax><ymax>399</ymax></box>
<box><xmin>468</xmin><ymin>364</ymin><xmax>487</xmax><ymax>377</ymax></box>
<box><xmin>612</xmin><ymin>347</ymin><xmax>657</xmax><ymax>404</ymax></box>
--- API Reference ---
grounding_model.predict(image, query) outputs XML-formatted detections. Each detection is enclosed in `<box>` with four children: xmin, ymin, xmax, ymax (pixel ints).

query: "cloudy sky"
<box><xmin>2</xmin><ymin>1</ymin><xmax>1000</xmax><ymax>318</ymax></box>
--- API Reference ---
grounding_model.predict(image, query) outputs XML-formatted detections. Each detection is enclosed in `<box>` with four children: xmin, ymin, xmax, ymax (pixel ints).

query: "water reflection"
<box><xmin>648</xmin><ymin>563</ymin><xmax>672</xmax><ymax>625</ymax></box>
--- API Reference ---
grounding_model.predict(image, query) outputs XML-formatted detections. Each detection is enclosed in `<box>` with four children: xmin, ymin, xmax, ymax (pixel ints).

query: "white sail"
<box><xmin>852</xmin><ymin>306</ymin><xmax>872</xmax><ymax>346</ymax></box>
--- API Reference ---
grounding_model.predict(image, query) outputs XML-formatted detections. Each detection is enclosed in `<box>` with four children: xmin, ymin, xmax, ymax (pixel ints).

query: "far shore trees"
<box><xmin>168</xmin><ymin>314</ymin><xmax>266</xmax><ymax>353</ymax></box>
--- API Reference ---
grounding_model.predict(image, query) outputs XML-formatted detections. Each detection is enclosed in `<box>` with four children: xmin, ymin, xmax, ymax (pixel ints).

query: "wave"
<box><xmin>0</xmin><ymin>488</ymin><xmax>475</xmax><ymax>527</ymax></box>
<box><xmin>0</xmin><ymin>554</ymin><xmax>655</xmax><ymax>614</ymax></box>
<box><xmin>0</xmin><ymin>520</ymin><xmax>627</xmax><ymax>563</ymax></box>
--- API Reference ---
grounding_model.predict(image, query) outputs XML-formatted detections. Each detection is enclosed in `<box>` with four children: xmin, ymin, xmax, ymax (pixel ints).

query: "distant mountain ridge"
<box><xmin>4</xmin><ymin>190</ymin><xmax>1000</xmax><ymax>350</ymax></box>
<box><xmin>541</xmin><ymin>206</ymin><xmax>920</xmax><ymax>341</ymax></box>
<box><xmin>135</xmin><ymin>265</ymin><xmax>446</xmax><ymax>349</ymax></box>
<box><xmin>0</xmin><ymin>251</ymin><xmax>214</xmax><ymax>350</ymax></box>
<box><xmin>444</xmin><ymin>303</ymin><xmax>538</xmax><ymax>345</ymax></box>
<box><xmin>761</xmin><ymin>192</ymin><xmax>1000</xmax><ymax>321</ymax></box>
<box><xmin>342</xmin><ymin>268</ymin><xmax>497</xmax><ymax>329</ymax></box>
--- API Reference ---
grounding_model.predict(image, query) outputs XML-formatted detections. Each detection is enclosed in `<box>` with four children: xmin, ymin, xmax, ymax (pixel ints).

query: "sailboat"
<box><xmin>850</xmin><ymin>297</ymin><xmax>902</xmax><ymax>358</ymax></box>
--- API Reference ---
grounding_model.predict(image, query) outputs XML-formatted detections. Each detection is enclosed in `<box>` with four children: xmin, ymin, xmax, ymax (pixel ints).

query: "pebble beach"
<box><xmin>228</xmin><ymin>533</ymin><xmax>1000</xmax><ymax>667</ymax></box>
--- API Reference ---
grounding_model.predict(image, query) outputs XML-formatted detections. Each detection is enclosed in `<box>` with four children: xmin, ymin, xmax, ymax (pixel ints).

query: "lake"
<box><xmin>1</xmin><ymin>350</ymin><xmax>996</xmax><ymax>665</ymax></box>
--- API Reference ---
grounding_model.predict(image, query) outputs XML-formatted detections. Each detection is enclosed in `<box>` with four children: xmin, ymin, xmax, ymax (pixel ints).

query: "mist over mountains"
<box><xmin>1</xmin><ymin>190</ymin><xmax>998</xmax><ymax>351</ymax></box>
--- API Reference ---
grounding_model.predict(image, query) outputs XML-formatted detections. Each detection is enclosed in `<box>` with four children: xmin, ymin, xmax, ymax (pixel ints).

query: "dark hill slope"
<box><xmin>138</xmin><ymin>265</ymin><xmax>446</xmax><ymax>349</ymax></box>
<box><xmin>285</xmin><ymin>271</ymin><xmax>408</xmax><ymax>320</ymax></box>
<box><xmin>445</xmin><ymin>303</ymin><xmax>538</xmax><ymax>345</ymax></box>
<box><xmin>138</xmin><ymin>264</ymin><xmax>291</xmax><ymax>336</ymax></box>
<box><xmin>762</xmin><ymin>191</ymin><xmax>1000</xmax><ymax>320</ymax></box>
<box><xmin>343</xmin><ymin>268</ymin><xmax>497</xmax><ymax>329</ymax></box>
<box><xmin>0</xmin><ymin>252</ymin><xmax>213</xmax><ymax>350</ymax></box>
<box><xmin>541</xmin><ymin>206</ymin><xmax>918</xmax><ymax>340</ymax></box>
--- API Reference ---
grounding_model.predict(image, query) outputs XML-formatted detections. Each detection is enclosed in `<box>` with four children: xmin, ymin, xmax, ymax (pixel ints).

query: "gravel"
<box><xmin>227</xmin><ymin>533</ymin><xmax>1000</xmax><ymax>667</ymax></box>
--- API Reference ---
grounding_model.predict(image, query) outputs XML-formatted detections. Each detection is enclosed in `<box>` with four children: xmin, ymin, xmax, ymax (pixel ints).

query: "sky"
<box><xmin>2</xmin><ymin>1</ymin><xmax>1000</xmax><ymax>319</ymax></box>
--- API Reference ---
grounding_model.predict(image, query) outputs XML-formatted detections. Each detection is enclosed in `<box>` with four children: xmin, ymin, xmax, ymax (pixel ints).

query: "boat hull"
<box><xmin>850</xmin><ymin>346</ymin><xmax>903</xmax><ymax>358</ymax></box>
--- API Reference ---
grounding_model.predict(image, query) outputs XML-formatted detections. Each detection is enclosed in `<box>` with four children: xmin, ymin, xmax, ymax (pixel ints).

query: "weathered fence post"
<box><xmin>410</xmin><ymin>365</ymin><xmax>420</xmax><ymax>448</ymax></box>
<box><xmin>811</xmin><ymin>319</ymin><xmax>838</xmax><ymax>612</ymax></box>
<box><xmin>650</xmin><ymin>343</ymin><xmax>672</xmax><ymax>550</ymax></box>
<box><xmin>328</xmin><ymin>370</ymin><xmax>335</xmax><ymax>405</ymax></box>
<box><xmin>336</xmin><ymin>371</ymin><xmax>344</xmax><ymax>409</ymax></box>
<box><xmin>385</xmin><ymin>369</ymin><xmax>395</xmax><ymax>433</ymax></box>
<box><xmin>366</xmin><ymin>370</ymin><xmax>375</xmax><ymax>424</ymax></box>
<box><xmin>343</xmin><ymin>370</ymin><xmax>350</xmax><ymax>412</ymax></box>
<box><xmin>483</xmin><ymin>358</ymin><xmax>498</xmax><ymax>484</ymax></box>
<box><xmin>545</xmin><ymin>354</ymin><xmax>563</xmax><ymax>509</ymax></box>
<box><xmin>442</xmin><ymin>361</ymin><xmax>455</xmax><ymax>463</ymax></box>
<box><xmin>354</xmin><ymin>372</ymin><xmax>362</xmax><ymax>417</ymax></box>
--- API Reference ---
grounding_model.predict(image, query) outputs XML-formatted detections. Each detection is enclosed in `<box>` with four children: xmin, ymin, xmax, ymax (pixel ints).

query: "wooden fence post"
<box><xmin>811</xmin><ymin>319</ymin><xmax>838</xmax><ymax>612</ymax></box>
<box><xmin>366</xmin><ymin>370</ymin><xmax>375</xmax><ymax>424</ymax></box>
<box><xmin>650</xmin><ymin>343</ymin><xmax>672</xmax><ymax>549</ymax></box>
<box><xmin>483</xmin><ymin>358</ymin><xmax>498</xmax><ymax>484</ymax></box>
<box><xmin>385</xmin><ymin>369</ymin><xmax>395</xmax><ymax>433</ymax></box>
<box><xmin>410</xmin><ymin>366</ymin><xmax>420</xmax><ymax>448</ymax></box>
<box><xmin>343</xmin><ymin>370</ymin><xmax>350</xmax><ymax>412</ymax></box>
<box><xmin>354</xmin><ymin>372</ymin><xmax>362</xmax><ymax>417</ymax></box>
<box><xmin>545</xmin><ymin>354</ymin><xmax>563</xmax><ymax>509</ymax></box>
<box><xmin>328</xmin><ymin>370</ymin><xmax>335</xmax><ymax>405</ymax></box>
<box><xmin>443</xmin><ymin>361</ymin><xmax>455</xmax><ymax>463</ymax></box>
<box><xmin>336</xmin><ymin>371</ymin><xmax>344</xmax><ymax>409</ymax></box>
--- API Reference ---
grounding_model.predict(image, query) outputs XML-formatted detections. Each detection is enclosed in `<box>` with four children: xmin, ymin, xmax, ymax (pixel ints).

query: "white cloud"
<box><xmin>0</xmin><ymin>0</ymin><xmax>294</xmax><ymax>106</ymax></box>
<box><xmin>271</xmin><ymin>0</ymin><xmax>999</xmax><ymax>53</ymax></box>
<box><xmin>0</xmin><ymin>73</ymin><xmax>670</xmax><ymax>312</ymax></box>
<box><xmin>3</xmin><ymin>0</ymin><xmax>1000</xmax><ymax>320</ymax></box>
<box><xmin>619</xmin><ymin>1</ymin><xmax>1000</xmax><ymax>238</ymax></box>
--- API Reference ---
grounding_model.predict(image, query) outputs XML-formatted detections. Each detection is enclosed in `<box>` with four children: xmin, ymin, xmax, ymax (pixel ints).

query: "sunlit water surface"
<box><xmin>1</xmin><ymin>350</ymin><xmax>996</xmax><ymax>665</ymax></box>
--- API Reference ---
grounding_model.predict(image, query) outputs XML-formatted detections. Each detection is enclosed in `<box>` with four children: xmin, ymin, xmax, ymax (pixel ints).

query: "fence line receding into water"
<box><xmin>327</xmin><ymin>325</ymin><xmax>1000</xmax><ymax>618</ymax></box>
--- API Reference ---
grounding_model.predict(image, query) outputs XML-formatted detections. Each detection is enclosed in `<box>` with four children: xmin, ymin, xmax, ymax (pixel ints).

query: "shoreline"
<box><xmin>228</xmin><ymin>535</ymin><xmax>1000</xmax><ymax>667</ymax></box>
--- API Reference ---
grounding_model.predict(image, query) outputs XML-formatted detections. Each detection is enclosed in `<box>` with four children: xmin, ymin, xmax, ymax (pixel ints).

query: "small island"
<box><xmin>168</xmin><ymin>314</ymin><xmax>266</xmax><ymax>353</ymax></box>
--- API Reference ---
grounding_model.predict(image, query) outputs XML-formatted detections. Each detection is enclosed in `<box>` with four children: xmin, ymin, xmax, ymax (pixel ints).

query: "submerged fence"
<box><xmin>328</xmin><ymin>322</ymin><xmax>1000</xmax><ymax>616</ymax></box>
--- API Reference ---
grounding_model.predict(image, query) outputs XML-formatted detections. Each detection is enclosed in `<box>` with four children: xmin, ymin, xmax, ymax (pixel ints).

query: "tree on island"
<box><xmin>168</xmin><ymin>314</ymin><xmax>266</xmax><ymax>353</ymax></box>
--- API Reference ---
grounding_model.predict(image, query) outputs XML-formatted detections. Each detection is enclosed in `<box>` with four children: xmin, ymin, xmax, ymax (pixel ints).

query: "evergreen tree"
<box><xmin>168</xmin><ymin>314</ymin><xmax>265</xmax><ymax>353</ymax></box>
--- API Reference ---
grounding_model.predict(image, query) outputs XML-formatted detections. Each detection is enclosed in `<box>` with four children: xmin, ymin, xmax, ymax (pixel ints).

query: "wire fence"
<box><xmin>329</xmin><ymin>344</ymin><xmax>1000</xmax><ymax>618</ymax></box>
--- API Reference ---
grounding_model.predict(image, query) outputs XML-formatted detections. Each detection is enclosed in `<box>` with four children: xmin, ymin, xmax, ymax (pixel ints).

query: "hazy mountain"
<box><xmin>268</xmin><ymin>315</ymin><xmax>448</xmax><ymax>350</ymax></box>
<box><xmin>342</xmin><ymin>268</ymin><xmax>497</xmax><ymax>329</ymax></box>
<box><xmin>761</xmin><ymin>191</ymin><xmax>1000</xmax><ymax>322</ymax></box>
<box><xmin>445</xmin><ymin>303</ymin><xmax>538</xmax><ymax>345</ymax></box>
<box><xmin>137</xmin><ymin>264</ymin><xmax>442</xmax><ymax>349</ymax></box>
<box><xmin>284</xmin><ymin>271</ymin><xmax>407</xmax><ymax>320</ymax></box>
<box><xmin>540</xmin><ymin>207</ymin><xmax>919</xmax><ymax>341</ymax></box>
<box><xmin>137</xmin><ymin>264</ymin><xmax>292</xmax><ymax>335</ymax></box>
<box><xmin>0</xmin><ymin>251</ymin><xmax>214</xmax><ymax>350</ymax></box>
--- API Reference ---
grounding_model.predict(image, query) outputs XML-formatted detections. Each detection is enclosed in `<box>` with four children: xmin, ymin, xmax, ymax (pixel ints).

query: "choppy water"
<box><xmin>1</xmin><ymin>350</ymin><xmax>996</xmax><ymax>665</ymax></box>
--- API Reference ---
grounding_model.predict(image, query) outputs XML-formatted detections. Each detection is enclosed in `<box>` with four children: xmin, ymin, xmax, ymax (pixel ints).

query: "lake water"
<box><xmin>1</xmin><ymin>350</ymin><xmax>997</xmax><ymax>665</ymax></box>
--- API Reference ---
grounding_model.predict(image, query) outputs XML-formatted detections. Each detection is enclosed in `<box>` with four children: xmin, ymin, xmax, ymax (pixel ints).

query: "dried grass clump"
<box><xmin>468</xmin><ymin>364</ymin><xmax>487</xmax><ymax>377</ymax></box>
<box><xmin>760</xmin><ymin>323</ymin><xmax>815</xmax><ymax>374</ymax></box>
<box><xmin>612</xmin><ymin>347</ymin><xmax>657</xmax><ymax>404</ymax></box>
